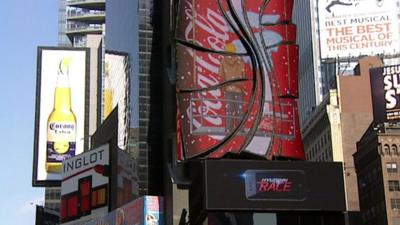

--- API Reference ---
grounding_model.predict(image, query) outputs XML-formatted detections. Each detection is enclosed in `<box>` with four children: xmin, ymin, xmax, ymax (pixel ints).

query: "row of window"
<box><xmin>386</xmin><ymin>162</ymin><xmax>398</xmax><ymax>173</ymax></box>
<box><xmin>306</xmin><ymin>146</ymin><xmax>332</xmax><ymax>162</ymax></box>
<box><xmin>45</xmin><ymin>189</ymin><xmax>61</xmax><ymax>200</ymax></box>
<box><xmin>306</xmin><ymin>131</ymin><xmax>331</xmax><ymax>161</ymax></box>
<box><xmin>382</xmin><ymin>144</ymin><xmax>400</xmax><ymax>156</ymax></box>
<box><xmin>389</xmin><ymin>180</ymin><xmax>400</xmax><ymax>191</ymax></box>
<box><xmin>392</xmin><ymin>199</ymin><xmax>400</xmax><ymax>209</ymax></box>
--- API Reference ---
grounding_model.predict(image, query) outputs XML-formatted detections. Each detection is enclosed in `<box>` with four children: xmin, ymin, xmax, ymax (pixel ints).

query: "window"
<box><xmin>91</xmin><ymin>185</ymin><xmax>107</xmax><ymax>209</ymax></box>
<box><xmin>393</xmin><ymin>145</ymin><xmax>399</xmax><ymax>155</ymax></box>
<box><xmin>385</xmin><ymin>144</ymin><xmax>390</xmax><ymax>155</ymax></box>
<box><xmin>387</xmin><ymin>162</ymin><xmax>398</xmax><ymax>173</ymax></box>
<box><xmin>389</xmin><ymin>180</ymin><xmax>400</xmax><ymax>191</ymax></box>
<box><xmin>79</xmin><ymin>177</ymin><xmax>91</xmax><ymax>215</ymax></box>
<box><xmin>391</xmin><ymin>198</ymin><xmax>400</xmax><ymax>209</ymax></box>
<box><xmin>61</xmin><ymin>194</ymin><xmax>79</xmax><ymax>222</ymax></box>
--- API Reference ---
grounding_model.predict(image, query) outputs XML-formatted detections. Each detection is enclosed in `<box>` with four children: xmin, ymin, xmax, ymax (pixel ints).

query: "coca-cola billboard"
<box><xmin>175</xmin><ymin>0</ymin><xmax>305</xmax><ymax>161</ymax></box>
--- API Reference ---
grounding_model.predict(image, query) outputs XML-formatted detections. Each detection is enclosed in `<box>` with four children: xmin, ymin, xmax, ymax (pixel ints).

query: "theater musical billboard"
<box><xmin>317</xmin><ymin>0</ymin><xmax>400</xmax><ymax>59</ymax></box>
<box><xmin>370</xmin><ymin>65</ymin><xmax>400</xmax><ymax>123</ymax></box>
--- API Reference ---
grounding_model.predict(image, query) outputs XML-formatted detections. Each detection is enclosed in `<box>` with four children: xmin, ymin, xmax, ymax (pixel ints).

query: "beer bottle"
<box><xmin>46</xmin><ymin>58</ymin><xmax>77</xmax><ymax>173</ymax></box>
<box><xmin>103</xmin><ymin>62</ymin><xmax>113</xmax><ymax>119</ymax></box>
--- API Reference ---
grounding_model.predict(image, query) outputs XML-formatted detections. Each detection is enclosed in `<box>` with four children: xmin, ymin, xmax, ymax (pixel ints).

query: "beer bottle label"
<box><xmin>47</xmin><ymin>122</ymin><xmax>76</xmax><ymax>163</ymax></box>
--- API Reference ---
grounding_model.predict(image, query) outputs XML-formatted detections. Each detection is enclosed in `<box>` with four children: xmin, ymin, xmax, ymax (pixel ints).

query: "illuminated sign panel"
<box><xmin>33</xmin><ymin>47</ymin><xmax>89</xmax><ymax>186</ymax></box>
<box><xmin>317</xmin><ymin>0</ymin><xmax>400</xmax><ymax>59</ymax></box>
<box><xmin>370</xmin><ymin>65</ymin><xmax>400</xmax><ymax>123</ymax></box>
<box><xmin>189</xmin><ymin>160</ymin><xmax>346</xmax><ymax>211</ymax></box>
<box><xmin>175</xmin><ymin>0</ymin><xmax>304</xmax><ymax>160</ymax></box>
<box><xmin>61</xmin><ymin>145</ymin><xmax>109</xmax><ymax>224</ymax></box>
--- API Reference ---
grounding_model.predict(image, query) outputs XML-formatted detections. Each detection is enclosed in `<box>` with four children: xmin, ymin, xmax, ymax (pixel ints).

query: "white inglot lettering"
<box><xmin>63</xmin><ymin>149</ymin><xmax>105</xmax><ymax>174</ymax></box>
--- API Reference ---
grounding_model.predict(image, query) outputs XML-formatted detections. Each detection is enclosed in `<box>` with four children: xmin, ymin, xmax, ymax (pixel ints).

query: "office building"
<box><xmin>58</xmin><ymin>0</ymin><xmax>72</xmax><ymax>47</ymax></box>
<box><xmin>64</xmin><ymin>0</ymin><xmax>105</xmax><ymax>47</ymax></box>
<box><xmin>293</xmin><ymin>0</ymin><xmax>338</xmax><ymax>125</ymax></box>
<box><xmin>106</xmin><ymin>0</ymin><xmax>165</xmax><ymax>197</ymax></box>
<box><xmin>292</xmin><ymin>0</ymin><xmax>317</xmax><ymax>125</ymax></box>
<box><xmin>355</xmin><ymin>123</ymin><xmax>400</xmax><ymax>225</ymax></box>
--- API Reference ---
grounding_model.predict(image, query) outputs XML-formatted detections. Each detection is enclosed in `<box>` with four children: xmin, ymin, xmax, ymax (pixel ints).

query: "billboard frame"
<box><xmin>32</xmin><ymin>46</ymin><xmax>90</xmax><ymax>187</ymax></box>
<box><xmin>370</xmin><ymin>65</ymin><xmax>400</xmax><ymax>123</ymax></box>
<box><xmin>98</xmin><ymin>50</ymin><xmax>130</xmax><ymax>125</ymax></box>
<box><xmin>316</xmin><ymin>0</ymin><xmax>400</xmax><ymax>60</ymax></box>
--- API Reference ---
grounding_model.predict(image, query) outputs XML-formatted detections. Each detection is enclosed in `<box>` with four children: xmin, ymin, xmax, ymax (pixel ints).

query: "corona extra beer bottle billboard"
<box><xmin>46</xmin><ymin>58</ymin><xmax>77</xmax><ymax>173</ymax></box>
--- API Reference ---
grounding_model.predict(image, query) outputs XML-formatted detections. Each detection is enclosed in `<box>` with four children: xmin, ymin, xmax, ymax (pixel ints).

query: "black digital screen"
<box><xmin>192</xmin><ymin>160</ymin><xmax>346</xmax><ymax>211</ymax></box>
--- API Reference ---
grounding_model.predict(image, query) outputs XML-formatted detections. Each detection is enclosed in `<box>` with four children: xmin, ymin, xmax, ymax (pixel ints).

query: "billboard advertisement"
<box><xmin>189</xmin><ymin>160</ymin><xmax>345</xmax><ymax>214</ymax></box>
<box><xmin>60</xmin><ymin>144</ymin><xmax>110</xmax><ymax>224</ymax></box>
<box><xmin>82</xmin><ymin>196</ymin><xmax>164</xmax><ymax>225</ymax></box>
<box><xmin>103</xmin><ymin>52</ymin><xmax>130</xmax><ymax>151</ymax></box>
<box><xmin>370</xmin><ymin>65</ymin><xmax>400</xmax><ymax>123</ymax></box>
<box><xmin>317</xmin><ymin>0</ymin><xmax>400</xmax><ymax>59</ymax></box>
<box><xmin>175</xmin><ymin>0</ymin><xmax>305</xmax><ymax>160</ymax></box>
<box><xmin>33</xmin><ymin>47</ymin><xmax>89</xmax><ymax>186</ymax></box>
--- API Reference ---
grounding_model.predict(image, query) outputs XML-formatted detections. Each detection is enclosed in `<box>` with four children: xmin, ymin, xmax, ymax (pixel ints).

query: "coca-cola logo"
<box><xmin>183</xmin><ymin>0</ymin><xmax>232</xmax><ymax>128</ymax></box>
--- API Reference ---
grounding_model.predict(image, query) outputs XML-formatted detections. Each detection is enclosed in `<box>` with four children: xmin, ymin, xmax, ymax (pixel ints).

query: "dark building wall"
<box><xmin>106</xmin><ymin>0</ymin><xmax>165</xmax><ymax>197</ymax></box>
<box><xmin>354</xmin><ymin>125</ymin><xmax>400</xmax><ymax>225</ymax></box>
<box><xmin>143</xmin><ymin>0</ymin><xmax>165</xmax><ymax>196</ymax></box>
<box><xmin>106</xmin><ymin>2</ymin><xmax>170</xmax><ymax>223</ymax></box>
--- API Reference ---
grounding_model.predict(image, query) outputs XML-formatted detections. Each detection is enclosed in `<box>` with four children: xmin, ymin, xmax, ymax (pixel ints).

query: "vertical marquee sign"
<box><xmin>175</xmin><ymin>0</ymin><xmax>305</xmax><ymax>160</ymax></box>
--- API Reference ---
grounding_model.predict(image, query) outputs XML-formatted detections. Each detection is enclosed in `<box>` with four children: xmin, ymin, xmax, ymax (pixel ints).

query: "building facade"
<box><xmin>293</xmin><ymin>0</ymin><xmax>339</xmax><ymax>125</ymax></box>
<box><xmin>65</xmin><ymin>0</ymin><xmax>105</xmax><ymax>47</ymax></box>
<box><xmin>58</xmin><ymin>0</ymin><xmax>72</xmax><ymax>47</ymax></box>
<box><xmin>302</xmin><ymin>56</ymin><xmax>384</xmax><ymax>224</ymax></box>
<box><xmin>106</xmin><ymin>0</ymin><xmax>165</xmax><ymax>197</ymax></box>
<box><xmin>292</xmin><ymin>0</ymin><xmax>317</xmax><ymax>125</ymax></box>
<box><xmin>355</xmin><ymin>123</ymin><xmax>400</xmax><ymax>225</ymax></box>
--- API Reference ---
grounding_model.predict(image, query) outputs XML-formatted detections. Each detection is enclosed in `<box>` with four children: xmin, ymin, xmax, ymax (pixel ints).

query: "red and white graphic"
<box><xmin>176</xmin><ymin>0</ymin><xmax>305</xmax><ymax>160</ymax></box>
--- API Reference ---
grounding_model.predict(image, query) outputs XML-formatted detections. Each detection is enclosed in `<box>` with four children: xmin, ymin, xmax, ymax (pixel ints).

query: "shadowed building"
<box><xmin>355</xmin><ymin>123</ymin><xmax>400</xmax><ymax>225</ymax></box>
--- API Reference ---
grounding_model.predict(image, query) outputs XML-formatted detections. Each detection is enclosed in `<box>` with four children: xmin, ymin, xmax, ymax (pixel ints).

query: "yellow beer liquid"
<box><xmin>46</xmin><ymin>87</ymin><xmax>76</xmax><ymax>173</ymax></box>
<box><xmin>104</xmin><ymin>89</ymin><xmax>113</xmax><ymax>118</ymax></box>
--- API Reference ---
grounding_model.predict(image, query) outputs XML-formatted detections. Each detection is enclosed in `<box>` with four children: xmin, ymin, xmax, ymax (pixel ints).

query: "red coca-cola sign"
<box><xmin>175</xmin><ymin>0</ymin><xmax>305</xmax><ymax>161</ymax></box>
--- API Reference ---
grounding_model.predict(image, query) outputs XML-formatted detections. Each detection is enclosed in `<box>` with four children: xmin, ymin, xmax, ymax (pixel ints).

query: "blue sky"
<box><xmin>0</xmin><ymin>0</ymin><xmax>57</xmax><ymax>224</ymax></box>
